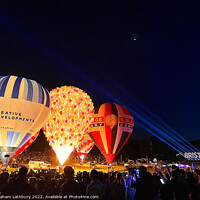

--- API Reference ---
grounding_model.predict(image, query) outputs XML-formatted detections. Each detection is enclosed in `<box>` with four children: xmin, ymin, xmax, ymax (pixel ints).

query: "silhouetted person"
<box><xmin>186</xmin><ymin>172</ymin><xmax>199</xmax><ymax>200</ymax></box>
<box><xmin>79</xmin><ymin>171</ymin><xmax>90</xmax><ymax>195</ymax></box>
<box><xmin>159</xmin><ymin>169</ymin><xmax>189</xmax><ymax>200</ymax></box>
<box><xmin>126</xmin><ymin>168</ymin><xmax>136</xmax><ymax>200</ymax></box>
<box><xmin>114</xmin><ymin>173</ymin><xmax>126</xmax><ymax>200</ymax></box>
<box><xmin>36</xmin><ymin>179</ymin><xmax>47</xmax><ymax>195</ymax></box>
<box><xmin>131</xmin><ymin>166</ymin><xmax>157</xmax><ymax>200</ymax></box>
<box><xmin>2</xmin><ymin>166</ymin><xmax>34</xmax><ymax>195</ymax></box>
<box><xmin>103</xmin><ymin>173</ymin><xmax>109</xmax><ymax>200</ymax></box>
<box><xmin>86</xmin><ymin>169</ymin><xmax>107</xmax><ymax>200</ymax></box>
<box><xmin>0</xmin><ymin>172</ymin><xmax>9</xmax><ymax>192</ymax></box>
<box><xmin>61</xmin><ymin>166</ymin><xmax>81</xmax><ymax>195</ymax></box>
<box><xmin>48</xmin><ymin>178</ymin><xmax>59</xmax><ymax>195</ymax></box>
<box><xmin>109</xmin><ymin>175</ymin><xmax>115</xmax><ymax>200</ymax></box>
<box><xmin>29</xmin><ymin>177</ymin><xmax>37</xmax><ymax>194</ymax></box>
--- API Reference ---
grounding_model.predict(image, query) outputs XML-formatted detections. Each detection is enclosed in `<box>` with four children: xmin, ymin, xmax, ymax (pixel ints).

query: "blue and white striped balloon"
<box><xmin>0</xmin><ymin>75</ymin><xmax>51</xmax><ymax>163</ymax></box>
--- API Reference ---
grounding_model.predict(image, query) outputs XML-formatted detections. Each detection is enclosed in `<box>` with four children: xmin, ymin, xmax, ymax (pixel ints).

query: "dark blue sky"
<box><xmin>0</xmin><ymin>1</ymin><xmax>200</xmax><ymax>141</ymax></box>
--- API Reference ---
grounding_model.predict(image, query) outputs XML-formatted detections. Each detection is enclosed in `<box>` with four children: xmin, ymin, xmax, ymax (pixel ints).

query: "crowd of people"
<box><xmin>12</xmin><ymin>149</ymin><xmax>108</xmax><ymax>166</ymax></box>
<box><xmin>14</xmin><ymin>149</ymin><xmax>55</xmax><ymax>165</ymax></box>
<box><xmin>0</xmin><ymin>164</ymin><xmax>200</xmax><ymax>200</ymax></box>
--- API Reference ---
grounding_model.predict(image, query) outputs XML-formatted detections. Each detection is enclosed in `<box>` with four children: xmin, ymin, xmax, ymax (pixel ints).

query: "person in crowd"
<box><xmin>47</xmin><ymin>178</ymin><xmax>59</xmax><ymax>195</ymax></box>
<box><xmin>186</xmin><ymin>172</ymin><xmax>199</xmax><ymax>200</ymax></box>
<box><xmin>0</xmin><ymin>172</ymin><xmax>9</xmax><ymax>192</ymax></box>
<box><xmin>36</xmin><ymin>179</ymin><xmax>47</xmax><ymax>195</ymax></box>
<box><xmin>126</xmin><ymin>168</ymin><xmax>136</xmax><ymax>200</ymax></box>
<box><xmin>28</xmin><ymin>177</ymin><xmax>37</xmax><ymax>194</ymax></box>
<box><xmin>1</xmin><ymin>166</ymin><xmax>34</xmax><ymax>195</ymax></box>
<box><xmin>103</xmin><ymin>173</ymin><xmax>110</xmax><ymax>200</ymax></box>
<box><xmin>131</xmin><ymin>165</ymin><xmax>157</xmax><ymax>200</ymax></box>
<box><xmin>114</xmin><ymin>172</ymin><xmax>126</xmax><ymax>200</ymax></box>
<box><xmin>109</xmin><ymin>174</ymin><xmax>115</xmax><ymax>200</ymax></box>
<box><xmin>86</xmin><ymin>169</ymin><xmax>107</xmax><ymax>200</ymax></box>
<box><xmin>60</xmin><ymin>166</ymin><xmax>81</xmax><ymax>195</ymax></box>
<box><xmin>98</xmin><ymin>171</ymin><xmax>104</xmax><ymax>183</ymax></box>
<box><xmin>79</xmin><ymin>171</ymin><xmax>90</xmax><ymax>195</ymax></box>
<box><xmin>159</xmin><ymin>169</ymin><xmax>189</xmax><ymax>200</ymax></box>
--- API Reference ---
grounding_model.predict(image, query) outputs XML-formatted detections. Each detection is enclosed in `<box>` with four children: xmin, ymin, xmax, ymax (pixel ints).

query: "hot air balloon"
<box><xmin>43</xmin><ymin>86</ymin><xmax>94</xmax><ymax>165</ymax></box>
<box><xmin>0</xmin><ymin>75</ymin><xmax>51</xmax><ymax>163</ymax></box>
<box><xmin>76</xmin><ymin>134</ymin><xmax>94</xmax><ymax>161</ymax></box>
<box><xmin>88</xmin><ymin>103</ymin><xmax>134</xmax><ymax>164</ymax></box>
<box><xmin>12</xmin><ymin>131</ymin><xmax>40</xmax><ymax>159</ymax></box>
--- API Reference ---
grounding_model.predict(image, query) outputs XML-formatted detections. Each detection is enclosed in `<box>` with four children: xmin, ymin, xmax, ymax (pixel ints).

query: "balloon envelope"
<box><xmin>76</xmin><ymin>134</ymin><xmax>94</xmax><ymax>159</ymax></box>
<box><xmin>89</xmin><ymin>103</ymin><xmax>134</xmax><ymax>164</ymax></box>
<box><xmin>43</xmin><ymin>86</ymin><xmax>94</xmax><ymax>165</ymax></box>
<box><xmin>0</xmin><ymin>75</ymin><xmax>50</xmax><ymax>163</ymax></box>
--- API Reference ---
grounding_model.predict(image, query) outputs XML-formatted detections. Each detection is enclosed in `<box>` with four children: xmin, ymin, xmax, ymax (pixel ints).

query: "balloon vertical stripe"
<box><xmin>110</xmin><ymin>104</ymin><xmax>118</xmax><ymax>154</ymax></box>
<box><xmin>0</xmin><ymin>76</ymin><xmax>7</xmax><ymax>85</ymax></box>
<box><xmin>13</xmin><ymin>133</ymin><xmax>25</xmax><ymax>147</ymax></box>
<box><xmin>104</xmin><ymin>103</ymin><xmax>112</xmax><ymax>154</ymax></box>
<box><xmin>99</xmin><ymin>104</ymin><xmax>108</xmax><ymax>153</ymax></box>
<box><xmin>5</xmin><ymin>76</ymin><xmax>17</xmax><ymax>98</ymax></box>
<box><xmin>89</xmin><ymin>131</ymin><xmax>106</xmax><ymax>153</ymax></box>
<box><xmin>11</xmin><ymin>77</ymin><xmax>23</xmax><ymax>98</ymax></box>
<box><xmin>30</xmin><ymin>80</ymin><xmax>39</xmax><ymax>103</ymax></box>
<box><xmin>0</xmin><ymin>77</ymin><xmax>6</xmax><ymax>92</ymax></box>
<box><xmin>18</xmin><ymin>133</ymin><xmax>32</xmax><ymax>147</ymax></box>
<box><xmin>44</xmin><ymin>88</ymin><xmax>50</xmax><ymax>108</ymax></box>
<box><xmin>6</xmin><ymin>132</ymin><xmax>14</xmax><ymax>146</ymax></box>
<box><xmin>37</xmin><ymin>83</ymin><xmax>45</xmax><ymax>104</ymax></box>
<box><xmin>0</xmin><ymin>76</ymin><xmax>10</xmax><ymax>97</ymax></box>
<box><xmin>26</xmin><ymin>79</ymin><xmax>33</xmax><ymax>101</ymax></box>
<box><xmin>10</xmin><ymin>132</ymin><xmax>21</xmax><ymax>147</ymax></box>
<box><xmin>115</xmin><ymin>132</ymin><xmax>131</xmax><ymax>155</ymax></box>
<box><xmin>22</xmin><ymin>78</ymin><xmax>28</xmax><ymax>100</ymax></box>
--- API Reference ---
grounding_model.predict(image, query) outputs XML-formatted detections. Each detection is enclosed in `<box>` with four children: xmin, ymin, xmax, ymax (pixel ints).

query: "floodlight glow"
<box><xmin>136</xmin><ymin>121</ymin><xmax>181</xmax><ymax>152</ymax></box>
<box><xmin>96</xmin><ymin>74</ymin><xmax>199</xmax><ymax>153</ymax></box>
<box><xmin>102</xmin><ymin>93</ymin><xmax>198</xmax><ymax>153</ymax></box>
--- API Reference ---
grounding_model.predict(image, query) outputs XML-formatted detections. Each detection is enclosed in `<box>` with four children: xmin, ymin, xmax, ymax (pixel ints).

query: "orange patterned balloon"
<box><xmin>43</xmin><ymin>86</ymin><xmax>94</xmax><ymax>165</ymax></box>
<box><xmin>76</xmin><ymin>133</ymin><xmax>94</xmax><ymax>160</ymax></box>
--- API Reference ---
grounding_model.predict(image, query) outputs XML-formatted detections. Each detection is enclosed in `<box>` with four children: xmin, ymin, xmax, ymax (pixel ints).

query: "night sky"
<box><xmin>0</xmin><ymin>1</ymin><xmax>200</xmax><ymax>141</ymax></box>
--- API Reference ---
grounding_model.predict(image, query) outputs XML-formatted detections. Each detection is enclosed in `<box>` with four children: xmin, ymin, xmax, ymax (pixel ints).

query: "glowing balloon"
<box><xmin>12</xmin><ymin>131</ymin><xmax>40</xmax><ymax>159</ymax></box>
<box><xmin>89</xmin><ymin>103</ymin><xmax>134</xmax><ymax>164</ymax></box>
<box><xmin>0</xmin><ymin>75</ymin><xmax>50</xmax><ymax>163</ymax></box>
<box><xmin>76</xmin><ymin>134</ymin><xmax>94</xmax><ymax>161</ymax></box>
<box><xmin>43</xmin><ymin>86</ymin><xmax>94</xmax><ymax>165</ymax></box>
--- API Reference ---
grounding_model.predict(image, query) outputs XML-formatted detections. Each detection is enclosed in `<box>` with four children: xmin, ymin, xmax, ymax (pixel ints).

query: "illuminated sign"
<box><xmin>184</xmin><ymin>152</ymin><xmax>200</xmax><ymax>160</ymax></box>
